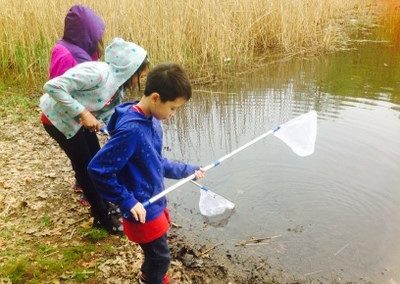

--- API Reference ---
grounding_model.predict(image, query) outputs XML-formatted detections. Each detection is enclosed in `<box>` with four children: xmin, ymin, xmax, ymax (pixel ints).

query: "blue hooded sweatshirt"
<box><xmin>88</xmin><ymin>102</ymin><xmax>199</xmax><ymax>222</ymax></box>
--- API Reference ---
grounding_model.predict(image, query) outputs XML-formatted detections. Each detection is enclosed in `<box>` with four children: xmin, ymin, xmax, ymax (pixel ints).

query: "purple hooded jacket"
<box><xmin>49</xmin><ymin>5</ymin><xmax>105</xmax><ymax>78</ymax></box>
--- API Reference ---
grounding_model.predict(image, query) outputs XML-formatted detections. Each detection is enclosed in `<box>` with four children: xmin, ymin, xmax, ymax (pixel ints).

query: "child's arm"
<box><xmin>88</xmin><ymin>129</ymin><xmax>139</xmax><ymax>216</ymax></box>
<box><xmin>79</xmin><ymin>110</ymin><xmax>102</xmax><ymax>132</ymax></box>
<box><xmin>162</xmin><ymin>158</ymin><xmax>204</xmax><ymax>180</ymax></box>
<box><xmin>43</xmin><ymin>64</ymin><xmax>102</xmax><ymax>119</ymax></box>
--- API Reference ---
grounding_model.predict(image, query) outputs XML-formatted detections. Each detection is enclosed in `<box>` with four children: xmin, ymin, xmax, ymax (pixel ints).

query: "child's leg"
<box><xmin>43</xmin><ymin>124</ymin><xmax>122</xmax><ymax>233</ymax></box>
<box><xmin>43</xmin><ymin>124</ymin><xmax>105</xmax><ymax>210</ymax></box>
<box><xmin>43</xmin><ymin>124</ymin><xmax>121</xmax><ymax>233</ymax></box>
<box><xmin>139</xmin><ymin>234</ymin><xmax>170</xmax><ymax>284</ymax></box>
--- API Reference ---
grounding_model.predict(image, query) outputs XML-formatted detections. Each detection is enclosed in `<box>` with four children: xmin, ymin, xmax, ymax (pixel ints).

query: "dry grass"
<box><xmin>376</xmin><ymin>0</ymin><xmax>400</xmax><ymax>48</ymax></box>
<box><xmin>0</xmin><ymin>0</ymin><xmax>378</xmax><ymax>89</ymax></box>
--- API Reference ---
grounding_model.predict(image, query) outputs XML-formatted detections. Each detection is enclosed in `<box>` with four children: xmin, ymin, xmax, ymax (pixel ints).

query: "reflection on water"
<box><xmin>163</xmin><ymin>43</ymin><xmax>400</xmax><ymax>283</ymax></box>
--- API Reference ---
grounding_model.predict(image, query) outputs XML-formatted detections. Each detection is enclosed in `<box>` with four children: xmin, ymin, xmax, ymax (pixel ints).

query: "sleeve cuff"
<box><xmin>120</xmin><ymin>195</ymin><xmax>138</xmax><ymax>213</ymax></box>
<box><xmin>185</xmin><ymin>164</ymin><xmax>200</xmax><ymax>176</ymax></box>
<box><xmin>70</xmin><ymin>102</ymin><xmax>86</xmax><ymax>117</ymax></box>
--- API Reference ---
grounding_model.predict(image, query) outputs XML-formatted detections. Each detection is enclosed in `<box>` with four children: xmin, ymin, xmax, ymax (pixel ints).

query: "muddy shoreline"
<box><xmin>0</xmin><ymin>113</ymin><xmax>292</xmax><ymax>283</ymax></box>
<box><xmin>1</xmin><ymin>104</ymin><xmax>382</xmax><ymax>284</ymax></box>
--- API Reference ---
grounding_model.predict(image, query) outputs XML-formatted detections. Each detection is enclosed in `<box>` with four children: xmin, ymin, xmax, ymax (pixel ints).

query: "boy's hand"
<box><xmin>130</xmin><ymin>203</ymin><xmax>146</xmax><ymax>223</ymax></box>
<box><xmin>79</xmin><ymin>110</ymin><xmax>101</xmax><ymax>132</ymax></box>
<box><xmin>194</xmin><ymin>167</ymin><xmax>205</xmax><ymax>180</ymax></box>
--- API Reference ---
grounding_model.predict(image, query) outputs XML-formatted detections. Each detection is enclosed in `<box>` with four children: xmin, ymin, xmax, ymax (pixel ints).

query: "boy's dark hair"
<box><xmin>144</xmin><ymin>63</ymin><xmax>192</xmax><ymax>102</ymax></box>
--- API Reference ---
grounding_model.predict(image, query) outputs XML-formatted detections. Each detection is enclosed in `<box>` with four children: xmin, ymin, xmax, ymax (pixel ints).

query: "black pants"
<box><xmin>139</xmin><ymin>234</ymin><xmax>170</xmax><ymax>284</ymax></box>
<box><xmin>43</xmin><ymin>124</ymin><xmax>107</xmax><ymax>215</ymax></box>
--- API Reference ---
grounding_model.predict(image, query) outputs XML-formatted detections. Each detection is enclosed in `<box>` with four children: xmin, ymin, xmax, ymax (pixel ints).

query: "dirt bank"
<box><xmin>0</xmin><ymin>109</ymin><xmax>294</xmax><ymax>283</ymax></box>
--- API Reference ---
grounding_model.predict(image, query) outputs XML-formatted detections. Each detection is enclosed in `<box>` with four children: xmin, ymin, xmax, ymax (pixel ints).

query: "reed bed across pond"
<box><xmin>0</xmin><ymin>0</ymin><xmax>378</xmax><ymax>88</ymax></box>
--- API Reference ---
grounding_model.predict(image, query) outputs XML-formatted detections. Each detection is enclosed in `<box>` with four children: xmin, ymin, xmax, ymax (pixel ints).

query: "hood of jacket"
<box><xmin>107</xmin><ymin>101</ymin><xmax>151</xmax><ymax>135</ymax></box>
<box><xmin>104</xmin><ymin>38</ymin><xmax>148</xmax><ymax>87</ymax></box>
<box><xmin>62</xmin><ymin>5</ymin><xmax>105</xmax><ymax>61</ymax></box>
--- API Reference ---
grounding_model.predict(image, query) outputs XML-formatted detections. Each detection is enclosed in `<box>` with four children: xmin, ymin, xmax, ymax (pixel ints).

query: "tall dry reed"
<box><xmin>0</xmin><ymin>0</ymin><xmax>376</xmax><ymax>89</ymax></box>
<box><xmin>376</xmin><ymin>0</ymin><xmax>400</xmax><ymax>48</ymax></box>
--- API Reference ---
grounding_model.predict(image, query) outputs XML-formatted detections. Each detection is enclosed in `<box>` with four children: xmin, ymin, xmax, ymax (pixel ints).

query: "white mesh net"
<box><xmin>199</xmin><ymin>189</ymin><xmax>235</xmax><ymax>217</ymax></box>
<box><xmin>273</xmin><ymin>110</ymin><xmax>317</xmax><ymax>157</ymax></box>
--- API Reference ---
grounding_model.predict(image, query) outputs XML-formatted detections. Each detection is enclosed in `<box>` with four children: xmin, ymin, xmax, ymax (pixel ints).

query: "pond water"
<box><xmin>162</xmin><ymin>43</ymin><xmax>400</xmax><ymax>283</ymax></box>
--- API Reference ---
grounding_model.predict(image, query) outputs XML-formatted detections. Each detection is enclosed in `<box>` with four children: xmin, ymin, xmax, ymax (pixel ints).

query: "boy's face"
<box><xmin>151</xmin><ymin>95</ymin><xmax>186</xmax><ymax>120</ymax></box>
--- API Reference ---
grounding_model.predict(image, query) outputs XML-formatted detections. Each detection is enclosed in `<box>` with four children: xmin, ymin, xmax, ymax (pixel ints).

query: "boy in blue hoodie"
<box><xmin>88</xmin><ymin>63</ymin><xmax>204</xmax><ymax>284</ymax></box>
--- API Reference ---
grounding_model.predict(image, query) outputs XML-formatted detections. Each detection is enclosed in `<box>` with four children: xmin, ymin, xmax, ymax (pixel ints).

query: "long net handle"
<box><xmin>142</xmin><ymin>129</ymin><xmax>274</xmax><ymax>207</ymax></box>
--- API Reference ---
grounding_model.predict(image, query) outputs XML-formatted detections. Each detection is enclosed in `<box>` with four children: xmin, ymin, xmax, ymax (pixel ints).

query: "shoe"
<box><xmin>139</xmin><ymin>273</ymin><xmax>172</xmax><ymax>284</ymax></box>
<box><xmin>73</xmin><ymin>183</ymin><xmax>83</xmax><ymax>194</ymax></box>
<box><xmin>93</xmin><ymin>212</ymin><xmax>123</xmax><ymax>235</ymax></box>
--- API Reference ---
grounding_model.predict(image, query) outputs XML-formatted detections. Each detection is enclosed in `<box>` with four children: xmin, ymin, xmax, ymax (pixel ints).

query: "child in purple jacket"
<box><xmin>49</xmin><ymin>4</ymin><xmax>105</xmax><ymax>78</ymax></box>
<box><xmin>41</xmin><ymin>4</ymin><xmax>105</xmax><ymax>203</ymax></box>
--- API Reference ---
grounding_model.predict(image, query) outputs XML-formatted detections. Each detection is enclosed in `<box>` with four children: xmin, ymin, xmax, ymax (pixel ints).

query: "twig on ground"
<box><xmin>171</xmin><ymin>222</ymin><xmax>182</xmax><ymax>228</ymax></box>
<box><xmin>334</xmin><ymin>243</ymin><xmax>349</xmax><ymax>256</ymax></box>
<box><xmin>68</xmin><ymin>227</ymin><xmax>77</xmax><ymax>239</ymax></box>
<box><xmin>0</xmin><ymin>203</ymin><xmax>12</xmax><ymax>217</ymax></box>
<box><xmin>199</xmin><ymin>242</ymin><xmax>223</xmax><ymax>256</ymax></box>
<box><xmin>240</xmin><ymin>242</ymin><xmax>273</xmax><ymax>246</ymax></box>
<box><xmin>68</xmin><ymin>216</ymin><xmax>87</xmax><ymax>227</ymax></box>
<box><xmin>235</xmin><ymin>235</ymin><xmax>281</xmax><ymax>247</ymax></box>
<box><xmin>304</xmin><ymin>270</ymin><xmax>323</xmax><ymax>276</ymax></box>
<box><xmin>44</xmin><ymin>250</ymin><xmax>59</xmax><ymax>258</ymax></box>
